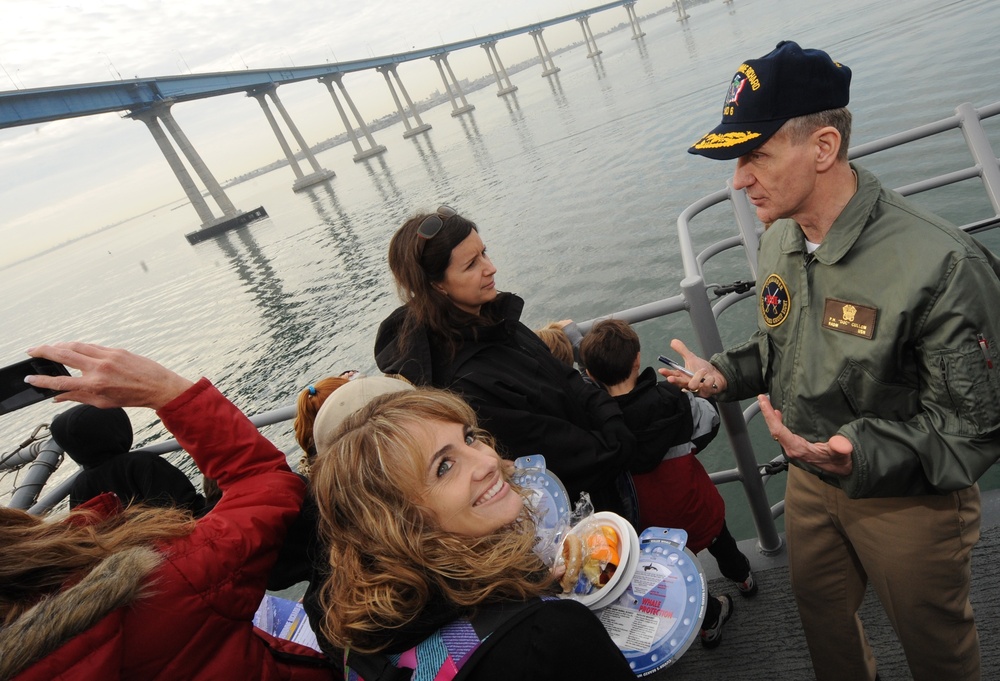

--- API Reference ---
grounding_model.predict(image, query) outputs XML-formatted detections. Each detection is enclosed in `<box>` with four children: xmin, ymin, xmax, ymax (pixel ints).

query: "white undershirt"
<box><xmin>805</xmin><ymin>239</ymin><xmax>821</xmax><ymax>253</ymax></box>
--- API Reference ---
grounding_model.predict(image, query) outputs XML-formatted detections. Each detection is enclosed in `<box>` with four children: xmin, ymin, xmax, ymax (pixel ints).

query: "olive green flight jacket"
<box><xmin>712</xmin><ymin>164</ymin><xmax>1000</xmax><ymax>498</ymax></box>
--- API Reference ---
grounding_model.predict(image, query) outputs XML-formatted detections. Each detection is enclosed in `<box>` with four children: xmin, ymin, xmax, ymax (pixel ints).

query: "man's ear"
<box><xmin>814</xmin><ymin>126</ymin><xmax>842</xmax><ymax>171</ymax></box>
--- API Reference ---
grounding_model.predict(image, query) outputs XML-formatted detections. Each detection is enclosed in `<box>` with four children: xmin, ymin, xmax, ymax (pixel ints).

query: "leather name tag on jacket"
<box><xmin>822</xmin><ymin>298</ymin><xmax>877</xmax><ymax>339</ymax></box>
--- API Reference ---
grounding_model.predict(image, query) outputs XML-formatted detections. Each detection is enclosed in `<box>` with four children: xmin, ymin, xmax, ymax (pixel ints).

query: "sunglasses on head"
<box><xmin>416</xmin><ymin>205</ymin><xmax>458</xmax><ymax>251</ymax></box>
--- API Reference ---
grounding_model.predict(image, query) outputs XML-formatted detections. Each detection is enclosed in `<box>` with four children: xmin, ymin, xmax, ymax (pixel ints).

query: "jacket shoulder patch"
<box><xmin>760</xmin><ymin>274</ymin><xmax>791</xmax><ymax>327</ymax></box>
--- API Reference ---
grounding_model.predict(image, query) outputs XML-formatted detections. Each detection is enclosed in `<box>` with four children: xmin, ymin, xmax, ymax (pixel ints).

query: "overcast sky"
<box><xmin>0</xmin><ymin>0</ymin><xmax>635</xmax><ymax>265</ymax></box>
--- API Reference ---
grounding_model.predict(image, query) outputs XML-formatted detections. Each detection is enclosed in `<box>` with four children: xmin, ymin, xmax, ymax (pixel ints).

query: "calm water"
<box><xmin>3</xmin><ymin>0</ymin><xmax>1000</xmax><ymax>538</ymax></box>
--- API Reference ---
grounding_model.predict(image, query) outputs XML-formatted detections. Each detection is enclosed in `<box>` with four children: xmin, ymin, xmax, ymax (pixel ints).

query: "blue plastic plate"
<box><xmin>594</xmin><ymin>527</ymin><xmax>707</xmax><ymax>677</ymax></box>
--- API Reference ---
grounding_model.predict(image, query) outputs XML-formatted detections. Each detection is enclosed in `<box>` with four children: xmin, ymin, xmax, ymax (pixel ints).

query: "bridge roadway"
<box><xmin>0</xmin><ymin>0</ymin><xmax>657</xmax><ymax>242</ymax></box>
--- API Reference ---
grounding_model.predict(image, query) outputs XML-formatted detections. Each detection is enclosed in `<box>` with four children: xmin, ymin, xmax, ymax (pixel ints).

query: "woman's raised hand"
<box><xmin>25</xmin><ymin>342</ymin><xmax>194</xmax><ymax>410</ymax></box>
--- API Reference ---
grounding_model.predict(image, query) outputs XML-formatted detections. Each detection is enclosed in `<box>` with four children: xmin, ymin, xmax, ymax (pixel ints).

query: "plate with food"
<box><xmin>557</xmin><ymin>511</ymin><xmax>640</xmax><ymax>610</ymax></box>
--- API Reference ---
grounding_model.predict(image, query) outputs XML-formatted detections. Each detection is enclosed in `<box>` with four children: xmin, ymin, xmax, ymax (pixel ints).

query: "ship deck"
<box><xmin>656</xmin><ymin>490</ymin><xmax>1000</xmax><ymax>680</ymax></box>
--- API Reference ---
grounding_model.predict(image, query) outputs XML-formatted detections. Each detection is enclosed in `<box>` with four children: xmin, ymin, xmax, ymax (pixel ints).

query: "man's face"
<box><xmin>731</xmin><ymin>128</ymin><xmax>819</xmax><ymax>226</ymax></box>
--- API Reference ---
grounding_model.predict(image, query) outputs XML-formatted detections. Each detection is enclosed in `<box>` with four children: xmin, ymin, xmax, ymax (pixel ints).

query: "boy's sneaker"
<box><xmin>699</xmin><ymin>594</ymin><xmax>733</xmax><ymax>649</ymax></box>
<box><xmin>736</xmin><ymin>570</ymin><xmax>758</xmax><ymax>598</ymax></box>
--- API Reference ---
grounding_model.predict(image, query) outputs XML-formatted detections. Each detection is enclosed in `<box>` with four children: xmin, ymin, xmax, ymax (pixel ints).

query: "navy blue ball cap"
<box><xmin>689</xmin><ymin>40</ymin><xmax>852</xmax><ymax>160</ymax></box>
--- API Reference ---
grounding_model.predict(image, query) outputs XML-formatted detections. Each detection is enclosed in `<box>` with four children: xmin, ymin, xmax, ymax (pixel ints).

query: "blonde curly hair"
<box><xmin>311</xmin><ymin>388</ymin><xmax>555</xmax><ymax>653</ymax></box>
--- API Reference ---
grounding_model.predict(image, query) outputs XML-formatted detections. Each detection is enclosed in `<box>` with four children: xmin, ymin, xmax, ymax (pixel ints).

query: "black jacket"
<box><xmin>374</xmin><ymin>292</ymin><xmax>638</xmax><ymax>514</ymax></box>
<box><xmin>50</xmin><ymin>403</ymin><xmax>205</xmax><ymax>514</ymax></box>
<box><xmin>613</xmin><ymin>367</ymin><xmax>721</xmax><ymax>473</ymax></box>
<box><xmin>348</xmin><ymin>598</ymin><xmax>634</xmax><ymax>681</ymax></box>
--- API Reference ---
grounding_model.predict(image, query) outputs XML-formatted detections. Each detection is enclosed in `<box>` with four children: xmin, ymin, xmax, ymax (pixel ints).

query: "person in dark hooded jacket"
<box><xmin>374</xmin><ymin>206</ymin><xmax>640</xmax><ymax>518</ymax></box>
<box><xmin>50</xmin><ymin>403</ymin><xmax>206</xmax><ymax>515</ymax></box>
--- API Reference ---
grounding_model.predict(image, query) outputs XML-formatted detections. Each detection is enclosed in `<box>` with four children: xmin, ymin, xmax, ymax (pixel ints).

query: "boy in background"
<box><xmin>534</xmin><ymin>321</ymin><xmax>576</xmax><ymax>368</ymax></box>
<box><xmin>580</xmin><ymin>319</ymin><xmax>757</xmax><ymax>648</ymax></box>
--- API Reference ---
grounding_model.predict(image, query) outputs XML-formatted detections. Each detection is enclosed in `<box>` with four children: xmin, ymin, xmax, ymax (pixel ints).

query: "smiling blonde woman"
<box><xmin>311</xmin><ymin>388</ymin><xmax>633</xmax><ymax>680</ymax></box>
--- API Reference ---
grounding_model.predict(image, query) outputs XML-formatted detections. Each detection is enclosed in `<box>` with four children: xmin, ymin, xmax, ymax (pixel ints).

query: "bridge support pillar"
<box><xmin>319</xmin><ymin>74</ymin><xmax>387</xmax><ymax>162</ymax></box>
<box><xmin>430</xmin><ymin>53</ymin><xmax>475</xmax><ymax>117</ymax></box>
<box><xmin>377</xmin><ymin>64</ymin><xmax>432</xmax><ymax>138</ymax></box>
<box><xmin>624</xmin><ymin>2</ymin><xmax>646</xmax><ymax>39</ymax></box>
<box><xmin>249</xmin><ymin>84</ymin><xmax>335</xmax><ymax>192</ymax></box>
<box><xmin>675</xmin><ymin>0</ymin><xmax>690</xmax><ymax>21</ymax></box>
<box><xmin>482</xmin><ymin>41</ymin><xmax>517</xmax><ymax>97</ymax></box>
<box><xmin>577</xmin><ymin>16</ymin><xmax>602</xmax><ymax>58</ymax></box>
<box><xmin>129</xmin><ymin>102</ymin><xmax>266</xmax><ymax>243</ymax></box>
<box><xmin>529</xmin><ymin>29</ymin><xmax>560</xmax><ymax>77</ymax></box>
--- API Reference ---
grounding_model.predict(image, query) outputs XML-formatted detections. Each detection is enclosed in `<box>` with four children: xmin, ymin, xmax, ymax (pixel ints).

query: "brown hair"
<box><xmin>387</xmin><ymin>210</ymin><xmax>490</xmax><ymax>358</ymax></box>
<box><xmin>0</xmin><ymin>504</ymin><xmax>195</xmax><ymax>625</ymax></box>
<box><xmin>311</xmin><ymin>388</ymin><xmax>553</xmax><ymax>654</ymax></box>
<box><xmin>579</xmin><ymin>318</ymin><xmax>640</xmax><ymax>387</ymax></box>
<box><xmin>534</xmin><ymin>323</ymin><xmax>574</xmax><ymax>367</ymax></box>
<box><xmin>294</xmin><ymin>376</ymin><xmax>349</xmax><ymax>458</ymax></box>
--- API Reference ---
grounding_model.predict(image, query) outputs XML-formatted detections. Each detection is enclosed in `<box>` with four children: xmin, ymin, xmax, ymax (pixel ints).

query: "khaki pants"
<box><xmin>785</xmin><ymin>465</ymin><xmax>981</xmax><ymax>681</ymax></box>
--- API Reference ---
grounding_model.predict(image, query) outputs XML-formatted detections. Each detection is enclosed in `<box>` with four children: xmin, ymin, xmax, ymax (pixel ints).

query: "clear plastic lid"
<box><xmin>512</xmin><ymin>455</ymin><xmax>571</xmax><ymax>566</ymax></box>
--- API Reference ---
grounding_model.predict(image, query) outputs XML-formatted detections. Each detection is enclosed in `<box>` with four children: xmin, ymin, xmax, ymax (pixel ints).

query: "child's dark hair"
<box><xmin>579</xmin><ymin>318</ymin><xmax>640</xmax><ymax>386</ymax></box>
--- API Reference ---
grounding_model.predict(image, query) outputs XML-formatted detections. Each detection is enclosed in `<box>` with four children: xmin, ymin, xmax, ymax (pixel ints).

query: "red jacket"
<box><xmin>4</xmin><ymin>379</ymin><xmax>335</xmax><ymax>681</ymax></box>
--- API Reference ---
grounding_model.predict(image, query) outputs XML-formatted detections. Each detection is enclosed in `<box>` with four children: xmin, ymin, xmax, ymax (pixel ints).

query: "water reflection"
<box><xmin>504</xmin><ymin>97</ymin><xmax>544</xmax><ymax>164</ymax></box>
<box><xmin>546</xmin><ymin>72</ymin><xmax>570</xmax><ymax>109</ymax></box>
<box><xmin>681</xmin><ymin>23</ymin><xmax>698</xmax><ymax>60</ymax></box>
<box><xmin>210</xmin><ymin>228</ymin><xmax>315</xmax><ymax>401</ymax></box>
<box><xmin>501</xmin><ymin>90</ymin><xmax>522</xmax><ymax>115</ymax></box>
<box><xmin>360</xmin><ymin>154</ymin><xmax>404</xmax><ymax>204</ymax></box>
<box><xmin>591</xmin><ymin>54</ymin><xmax>607</xmax><ymax>80</ymax></box>
<box><xmin>456</xmin><ymin>112</ymin><xmax>493</xmax><ymax>170</ymax></box>
<box><xmin>634</xmin><ymin>34</ymin><xmax>649</xmax><ymax>63</ymax></box>
<box><xmin>410</xmin><ymin>132</ymin><xmax>450</xmax><ymax>184</ymax></box>
<box><xmin>303</xmin><ymin>182</ymin><xmax>388</xmax><ymax>289</ymax></box>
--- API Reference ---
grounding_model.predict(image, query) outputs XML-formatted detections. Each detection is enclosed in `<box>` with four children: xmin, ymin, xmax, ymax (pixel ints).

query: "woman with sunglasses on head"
<box><xmin>312</xmin><ymin>387</ymin><xmax>634</xmax><ymax>680</ymax></box>
<box><xmin>374</xmin><ymin>207</ymin><xmax>639</xmax><ymax>518</ymax></box>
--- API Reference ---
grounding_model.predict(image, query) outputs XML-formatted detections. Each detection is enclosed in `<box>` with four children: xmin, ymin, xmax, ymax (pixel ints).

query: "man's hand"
<box><xmin>25</xmin><ymin>342</ymin><xmax>194</xmax><ymax>411</ymax></box>
<box><xmin>658</xmin><ymin>338</ymin><xmax>727</xmax><ymax>398</ymax></box>
<box><xmin>758</xmin><ymin>394</ymin><xmax>853</xmax><ymax>476</ymax></box>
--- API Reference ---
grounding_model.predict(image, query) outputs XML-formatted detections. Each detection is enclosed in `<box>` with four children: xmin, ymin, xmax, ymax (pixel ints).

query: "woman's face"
<box><xmin>435</xmin><ymin>230</ymin><xmax>497</xmax><ymax>315</ymax></box>
<box><xmin>409</xmin><ymin>418</ymin><xmax>523</xmax><ymax>536</ymax></box>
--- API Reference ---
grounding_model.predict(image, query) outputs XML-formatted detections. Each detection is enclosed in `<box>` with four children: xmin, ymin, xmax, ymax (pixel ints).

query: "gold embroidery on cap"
<box><xmin>694</xmin><ymin>131</ymin><xmax>762</xmax><ymax>149</ymax></box>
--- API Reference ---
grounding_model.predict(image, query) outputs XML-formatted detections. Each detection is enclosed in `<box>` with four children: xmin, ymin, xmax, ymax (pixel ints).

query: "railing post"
<box><xmin>729</xmin><ymin>183</ymin><xmax>761</xmax><ymax>280</ymax></box>
<box><xmin>681</xmin><ymin>275</ymin><xmax>783</xmax><ymax>555</ymax></box>
<box><xmin>957</xmin><ymin>102</ymin><xmax>1000</xmax><ymax>216</ymax></box>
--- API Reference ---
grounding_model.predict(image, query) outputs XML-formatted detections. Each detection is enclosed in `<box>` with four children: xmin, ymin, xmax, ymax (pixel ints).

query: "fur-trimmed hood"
<box><xmin>0</xmin><ymin>546</ymin><xmax>162</xmax><ymax>679</ymax></box>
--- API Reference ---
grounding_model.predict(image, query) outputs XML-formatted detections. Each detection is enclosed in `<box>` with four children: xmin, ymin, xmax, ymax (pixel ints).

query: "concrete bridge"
<box><xmin>0</xmin><ymin>0</ymin><xmax>684</xmax><ymax>243</ymax></box>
